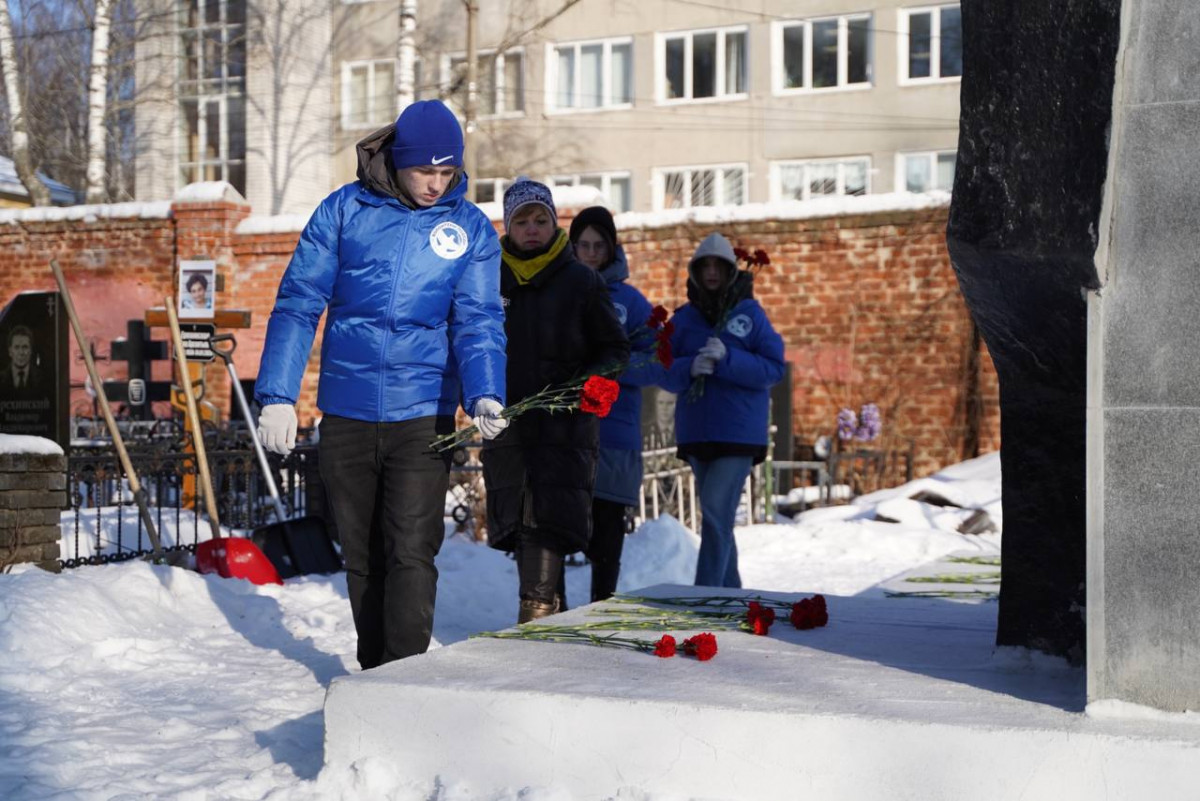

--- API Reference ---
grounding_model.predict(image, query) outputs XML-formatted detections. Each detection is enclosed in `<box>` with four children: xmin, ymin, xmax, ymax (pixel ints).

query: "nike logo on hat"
<box><xmin>431</xmin><ymin>155</ymin><xmax>454</xmax><ymax>165</ymax></box>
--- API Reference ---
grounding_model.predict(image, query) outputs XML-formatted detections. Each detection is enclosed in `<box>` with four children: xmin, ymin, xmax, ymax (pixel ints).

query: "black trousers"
<box><xmin>318</xmin><ymin>414</ymin><xmax>452</xmax><ymax>670</ymax></box>
<box><xmin>586</xmin><ymin>498</ymin><xmax>628</xmax><ymax>602</ymax></box>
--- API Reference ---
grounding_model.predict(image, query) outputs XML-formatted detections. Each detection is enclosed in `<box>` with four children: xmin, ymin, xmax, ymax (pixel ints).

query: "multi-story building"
<box><xmin>136</xmin><ymin>0</ymin><xmax>961</xmax><ymax>215</ymax></box>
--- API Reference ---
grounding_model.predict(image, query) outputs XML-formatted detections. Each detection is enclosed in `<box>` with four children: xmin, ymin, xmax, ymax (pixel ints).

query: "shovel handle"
<box><xmin>50</xmin><ymin>259</ymin><xmax>165</xmax><ymax>557</ymax></box>
<box><xmin>166</xmin><ymin>299</ymin><xmax>222</xmax><ymax>534</ymax></box>
<box><xmin>209</xmin><ymin>333</ymin><xmax>236</xmax><ymax>364</ymax></box>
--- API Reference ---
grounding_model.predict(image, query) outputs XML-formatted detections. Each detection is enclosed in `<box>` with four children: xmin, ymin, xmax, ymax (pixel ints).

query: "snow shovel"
<box><xmin>209</xmin><ymin>333</ymin><xmax>341</xmax><ymax>579</ymax></box>
<box><xmin>50</xmin><ymin>260</ymin><xmax>189</xmax><ymax>567</ymax></box>
<box><xmin>165</xmin><ymin>301</ymin><xmax>281</xmax><ymax>586</ymax></box>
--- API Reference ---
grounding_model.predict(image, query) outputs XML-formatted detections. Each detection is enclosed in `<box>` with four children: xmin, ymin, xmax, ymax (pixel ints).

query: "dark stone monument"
<box><xmin>946</xmin><ymin>1</ymin><xmax>1122</xmax><ymax>662</ymax></box>
<box><xmin>0</xmin><ymin>291</ymin><xmax>70</xmax><ymax>448</ymax></box>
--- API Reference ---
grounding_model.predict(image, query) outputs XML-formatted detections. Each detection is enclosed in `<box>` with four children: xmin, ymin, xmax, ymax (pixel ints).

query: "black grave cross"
<box><xmin>105</xmin><ymin>319</ymin><xmax>172</xmax><ymax>419</ymax></box>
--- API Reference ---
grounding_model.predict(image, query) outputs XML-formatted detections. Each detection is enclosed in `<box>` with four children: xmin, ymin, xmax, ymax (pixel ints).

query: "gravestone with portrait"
<box><xmin>0</xmin><ymin>291</ymin><xmax>70</xmax><ymax>447</ymax></box>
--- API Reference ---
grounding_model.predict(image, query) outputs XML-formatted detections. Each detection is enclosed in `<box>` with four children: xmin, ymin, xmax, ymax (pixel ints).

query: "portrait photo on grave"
<box><xmin>641</xmin><ymin>385</ymin><xmax>677</xmax><ymax>451</ymax></box>
<box><xmin>178</xmin><ymin>259</ymin><xmax>216</xmax><ymax>319</ymax></box>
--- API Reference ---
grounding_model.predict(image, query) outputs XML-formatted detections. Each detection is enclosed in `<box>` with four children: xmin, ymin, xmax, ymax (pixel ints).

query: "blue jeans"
<box><xmin>688</xmin><ymin>455</ymin><xmax>753</xmax><ymax>588</ymax></box>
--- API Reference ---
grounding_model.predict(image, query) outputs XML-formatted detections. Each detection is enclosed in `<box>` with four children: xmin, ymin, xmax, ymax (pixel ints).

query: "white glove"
<box><xmin>699</xmin><ymin>336</ymin><xmax>727</xmax><ymax>362</ymax></box>
<box><xmin>690</xmin><ymin>355</ymin><xmax>715</xmax><ymax>377</ymax></box>
<box><xmin>258</xmin><ymin>404</ymin><xmax>298</xmax><ymax>455</ymax></box>
<box><xmin>473</xmin><ymin>398</ymin><xmax>509</xmax><ymax>440</ymax></box>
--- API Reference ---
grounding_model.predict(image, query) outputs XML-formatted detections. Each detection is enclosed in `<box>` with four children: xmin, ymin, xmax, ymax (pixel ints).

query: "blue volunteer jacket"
<box><xmin>662</xmin><ymin>286</ymin><xmax>785</xmax><ymax>458</ymax></box>
<box><xmin>255</xmin><ymin>167</ymin><xmax>506</xmax><ymax>422</ymax></box>
<box><xmin>594</xmin><ymin>248</ymin><xmax>667</xmax><ymax>505</ymax></box>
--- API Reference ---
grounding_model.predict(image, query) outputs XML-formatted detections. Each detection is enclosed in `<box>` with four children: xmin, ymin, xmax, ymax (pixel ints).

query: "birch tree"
<box><xmin>84</xmin><ymin>0</ymin><xmax>112</xmax><ymax>202</ymax></box>
<box><xmin>0</xmin><ymin>0</ymin><xmax>51</xmax><ymax>205</ymax></box>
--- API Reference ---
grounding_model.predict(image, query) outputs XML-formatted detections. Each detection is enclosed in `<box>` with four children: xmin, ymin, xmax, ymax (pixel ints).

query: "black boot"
<box><xmin>515</xmin><ymin>530</ymin><xmax>563</xmax><ymax>623</ymax></box>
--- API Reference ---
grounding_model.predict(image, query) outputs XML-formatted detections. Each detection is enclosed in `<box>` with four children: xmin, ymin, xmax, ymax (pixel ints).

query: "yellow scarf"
<box><xmin>502</xmin><ymin>229</ymin><xmax>569</xmax><ymax>285</ymax></box>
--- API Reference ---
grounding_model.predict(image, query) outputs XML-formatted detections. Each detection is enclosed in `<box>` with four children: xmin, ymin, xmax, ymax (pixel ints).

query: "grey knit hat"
<box><xmin>503</xmin><ymin>176</ymin><xmax>557</xmax><ymax>231</ymax></box>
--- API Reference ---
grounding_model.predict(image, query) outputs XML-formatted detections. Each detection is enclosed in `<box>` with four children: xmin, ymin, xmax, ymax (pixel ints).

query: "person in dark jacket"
<box><xmin>569</xmin><ymin>206</ymin><xmax>666</xmax><ymax>601</ymax></box>
<box><xmin>482</xmin><ymin>181</ymin><xmax>630</xmax><ymax>622</ymax></box>
<box><xmin>661</xmin><ymin>232</ymin><xmax>785</xmax><ymax>588</ymax></box>
<box><xmin>255</xmin><ymin>100</ymin><xmax>509</xmax><ymax>669</ymax></box>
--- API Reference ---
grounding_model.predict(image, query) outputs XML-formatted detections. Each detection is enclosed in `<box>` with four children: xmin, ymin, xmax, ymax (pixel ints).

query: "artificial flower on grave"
<box><xmin>836</xmin><ymin>403</ymin><xmax>882</xmax><ymax>444</ymax></box>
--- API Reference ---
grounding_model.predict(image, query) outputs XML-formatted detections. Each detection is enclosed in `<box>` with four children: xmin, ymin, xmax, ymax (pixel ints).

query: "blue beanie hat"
<box><xmin>503</xmin><ymin>176</ymin><xmax>557</xmax><ymax>231</ymax></box>
<box><xmin>391</xmin><ymin>100</ymin><xmax>464</xmax><ymax>169</ymax></box>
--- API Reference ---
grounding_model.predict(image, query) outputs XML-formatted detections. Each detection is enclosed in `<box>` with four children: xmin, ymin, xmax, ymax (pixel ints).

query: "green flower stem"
<box><xmin>471</xmin><ymin>627</ymin><xmax>663</xmax><ymax>653</ymax></box>
<box><xmin>610</xmin><ymin>593</ymin><xmax>799</xmax><ymax>611</ymax></box>
<box><xmin>905</xmin><ymin>572</ymin><xmax>1001</xmax><ymax>585</ymax></box>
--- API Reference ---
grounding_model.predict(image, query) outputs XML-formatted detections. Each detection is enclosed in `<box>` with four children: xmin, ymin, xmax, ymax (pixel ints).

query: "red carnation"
<box><xmin>580</xmin><ymin>375</ymin><xmax>620</xmax><ymax>417</ymax></box>
<box><xmin>660</xmin><ymin>320</ymin><xmax>675</xmax><ymax>338</ymax></box>
<box><xmin>653</xmin><ymin>634</ymin><xmax>677</xmax><ymax>658</ymax></box>
<box><xmin>733</xmin><ymin>246</ymin><xmax>751</xmax><ymax>263</ymax></box>
<box><xmin>753</xmin><ymin>249</ymin><xmax>770</xmax><ymax>266</ymax></box>
<box><xmin>648</xmin><ymin>305</ymin><xmax>669</xmax><ymax>327</ymax></box>
<box><xmin>790</xmin><ymin>595</ymin><xmax>829</xmax><ymax>629</ymax></box>
<box><xmin>656</xmin><ymin>338</ymin><xmax>674</xmax><ymax>369</ymax></box>
<box><xmin>682</xmin><ymin>632</ymin><xmax>719</xmax><ymax>661</ymax></box>
<box><xmin>746</xmin><ymin>601</ymin><xmax>776</xmax><ymax>636</ymax></box>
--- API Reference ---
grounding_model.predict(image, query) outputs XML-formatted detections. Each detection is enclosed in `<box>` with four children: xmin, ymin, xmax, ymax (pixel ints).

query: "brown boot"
<box><xmin>518</xmin><ymin>598</ymin><xmax>558</xmax><ymax>624</ymax></box>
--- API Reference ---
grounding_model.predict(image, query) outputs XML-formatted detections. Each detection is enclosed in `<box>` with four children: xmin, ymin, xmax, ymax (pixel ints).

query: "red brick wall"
<box><xmin>0</xmin><ymin>201</ymin><xmax>999</xmax><ymax>477</ymax></box>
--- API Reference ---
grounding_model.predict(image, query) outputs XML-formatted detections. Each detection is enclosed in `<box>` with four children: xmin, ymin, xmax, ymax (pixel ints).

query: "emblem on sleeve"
<box><xmin>726</xmin><ymin>314</ymin><xmax>753</xmax><ymax>338</ymax></box>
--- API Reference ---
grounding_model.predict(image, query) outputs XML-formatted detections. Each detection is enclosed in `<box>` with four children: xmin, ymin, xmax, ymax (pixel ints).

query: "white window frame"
<box><xmin>771</xmin><ymin>14</ymin><xmax>873</xmax><ymax>95</ymax></box>
<box><xmin>545</xmin><ymin>37</ymin><xmax>634</xmax><ymax>114</ymax></box>
<box><xmin>770</xmin><ymin>157</ymin><xmax>872</xmax><ymax>202</ymax></box>
<box><xmin>442</xmin><ymin>48</ymin><xmax>526</xmax><ymax>119</ymax></box>
<box><xmin>340</xmin><ymin>59</ymin><xmax>397</xmax><ymax>130</ymax></box>
<box><xmin>549</xmin><ymin>171</ymin><xmax>634</xmax><ymax>212</ymax></box>
<box><xmin>473</xmin><ymin>177</ymin><xmax>515</xmax><ymax>204</ymax></box>
<box><xmin>898</xmin><ymin>4</ymin><xmax>962</xmax><ymax>85</ymax></box>
<box><xmin>896</xmin><ymin>150</ymin><xmax>956</xmax><ymax>193</ymax></box>
<box><xmin>655</xmin><ymin>26</ymin><xmax>750</xmax><ymax>104</ymax></box>
<box><xmin>652</xmin><ymin>163</ymin><xmax>749</xmax><ymax>211</ymax></box>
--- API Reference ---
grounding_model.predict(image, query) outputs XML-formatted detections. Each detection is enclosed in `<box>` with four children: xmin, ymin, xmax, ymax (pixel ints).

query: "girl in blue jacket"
<box><xmin>569</xmin><ymin>206</ymin><xmax>668</xmax><ymax>601</ymax></box>
<box><xmin>254</xmin><ymin>100</ymin><xmax>509</xmax><ymax>669</ymax></box>
<box><xmin>662</xmin><ymin>232</ymin><xmax>786</xmax><ymax>588</ymax></box>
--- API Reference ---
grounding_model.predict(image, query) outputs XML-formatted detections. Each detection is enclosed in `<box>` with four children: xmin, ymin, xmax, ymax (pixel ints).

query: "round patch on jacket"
<box><xmin>430</xmin><ymin>221</ymin><xmax>469</xmax><ymax>259</ymax></box>
<box><xmin>613</xmin><ymin>302</ymin><xmax>628</xmax><ymax>325</ymax></box>
<box><xmin>726</xmin><ymin>313</ymin><xmax>753</xmax><ymax>338</ymax></box>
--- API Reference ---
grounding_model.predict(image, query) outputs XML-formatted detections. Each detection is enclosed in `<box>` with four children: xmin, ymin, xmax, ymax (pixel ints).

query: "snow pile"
<box><xmin>173</xmin><ymin>181</ymin><xmax>247</xmax><ymax>205</ymax></box>
<box><xmin>0</xmin><ymin>433</ymin><xmax>63</xmax><ymax>456</ymax></box>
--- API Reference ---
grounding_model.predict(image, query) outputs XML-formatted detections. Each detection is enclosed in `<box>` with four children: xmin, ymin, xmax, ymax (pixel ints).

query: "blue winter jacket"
<box><xmin>662</xmin><ymin>276</ymin><xmax>785</xmax><ymax>458</ymax></box>
<box><xmin>594</xmin><ymin>248</ymin><xmax>667</xmax><ymax>505</ymax></box>
<box><xmin>255</xmin><ymin>136</ymin><xmax>506</xmax><ymax>422</ymax></box>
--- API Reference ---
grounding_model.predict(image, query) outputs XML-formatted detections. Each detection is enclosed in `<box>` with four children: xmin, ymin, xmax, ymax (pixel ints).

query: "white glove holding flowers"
<box><xmin>258</xmin><ymin>404</ymin><xmax>298</xmax><ymax>455</ymax></box>
<box><xmin>699</xmin><ymin>336</ymin><xmax>727</xmax><ymax>362</ymax></box>
<box><xmin>473</xmin><ymin>398</ymin><xmax>509</xmax><ymax>440</ymax></box>
<box><xmin>690</xmin><ymin>354</ymin><xmax>715</xmax><ymax>377</ymax></box>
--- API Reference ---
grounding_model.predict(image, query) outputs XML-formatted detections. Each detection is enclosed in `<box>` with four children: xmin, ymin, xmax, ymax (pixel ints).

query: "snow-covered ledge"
<box><xmin>0</xmin><ymin>434</ymin><xmax>66</xmax><ymax>571</ymax></box>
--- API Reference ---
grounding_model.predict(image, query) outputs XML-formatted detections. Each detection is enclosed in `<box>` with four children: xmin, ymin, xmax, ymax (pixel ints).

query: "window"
<box><xmin>341</xmin><ymin>60</ymin><xmax>396</xmax><ymax>129</ymax></box>
<box><xmin>900</xmin><ymin>5</ymin><xmax>962</xmax><ymax>82</ymax></box>
<box><xmin>898</xmin><ymin>150</ymin><xmax>956</xmax><ymax>192</ymax></box>
<box><xmin>659</xmin><ymin>27</ymin><xmax>748</xmax><ymax>102</ymax></box>
<box><xmin>655</xmin><ymin>164</ymin><xmax>746</xmax><ymax>210</ymax></box>
<box><xmin>178</xmin><ymin>0</ymin><xmax>246</xmax><ymax>194</ymax></box>
<box><xmin>549</xmin><ymin>172</ymin><xmax>633</xmax><ymax>212</ymax></box>
<box><xmin>473</xmin><ymin>177</ymin><xmax>515</xmax><ymax>204</ymax></box>
<box><xmin>446</xmin><ymin>50</ymin><xmax>525</xmax><ymax>117</ymax></box>
<box><xmin>549</xmin><ymin>38</ymin><xmax>633</xmax><ymax>111</ymax></box>
<box><xmin>771</xmin><ymin>158</ymin><xmax>871</xmax><ymax>201</ymax></box>
<box><xmin>774</xmin><ymin>14</ymin><xmax>871</xmax><ymax>93</ymax></box>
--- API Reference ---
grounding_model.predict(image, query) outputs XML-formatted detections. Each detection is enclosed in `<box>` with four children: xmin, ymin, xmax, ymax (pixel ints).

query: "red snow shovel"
<box><xmin>209</xmin><ymin>333</ymin><xmax>342</xmax><ymax>579</ymax></box>
<box><xmin>165</xmin><ymin>300</ymin><xmax>281</xmax><ymax>585</ymax></box>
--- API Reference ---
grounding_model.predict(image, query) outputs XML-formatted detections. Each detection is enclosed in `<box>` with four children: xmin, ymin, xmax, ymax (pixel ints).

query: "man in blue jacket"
<box><xmin>254</xmin><ymin>100</ymin><xmax>508</xmax><ymax>669</ymax></box>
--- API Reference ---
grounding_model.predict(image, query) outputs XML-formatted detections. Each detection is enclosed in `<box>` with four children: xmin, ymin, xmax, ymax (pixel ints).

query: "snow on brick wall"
<box><xmin>0</xmin><ymin>200</ymin><xmax>998</xmax><ymax>476</ymax></box>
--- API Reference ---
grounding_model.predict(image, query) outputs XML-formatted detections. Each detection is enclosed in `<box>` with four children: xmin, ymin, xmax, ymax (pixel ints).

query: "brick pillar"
<box><xmin>0</xmin><ymin>453</ymin><xmax>66</xmax><ymax>571</ymax></box>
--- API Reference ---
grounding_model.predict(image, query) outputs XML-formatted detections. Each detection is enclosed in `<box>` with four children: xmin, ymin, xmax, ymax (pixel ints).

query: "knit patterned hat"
<box><xmin>391</xmin><ymin>100</ymin><xmax>464</xmax><ymax>169</ymax></box>
<box><xmin>503</xmin><ymin>177</ymin><xmax>557</xmax><ymax>231</ymax></box>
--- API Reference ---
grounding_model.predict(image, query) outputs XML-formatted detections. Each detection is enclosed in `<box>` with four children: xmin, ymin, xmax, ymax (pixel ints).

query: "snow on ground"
<box><xmin>3</xmin><ymin>453</ymin><xmax>1002</xmax><ymax>799</ymax></box>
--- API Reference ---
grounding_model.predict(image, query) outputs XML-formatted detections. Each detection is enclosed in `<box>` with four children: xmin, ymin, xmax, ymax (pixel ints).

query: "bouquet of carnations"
<box><xmin>430</xmin><ymin>305</ymin><xmax>675</xmax><ymax>452</ymax></box>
